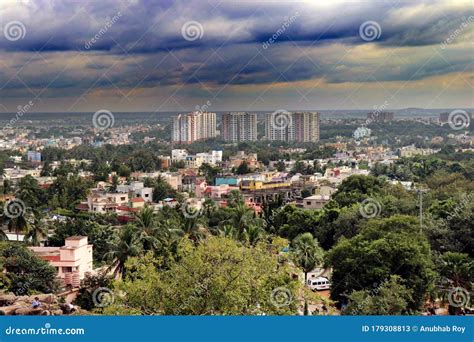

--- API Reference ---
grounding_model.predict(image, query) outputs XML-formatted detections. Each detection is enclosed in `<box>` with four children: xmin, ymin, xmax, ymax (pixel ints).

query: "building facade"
<box><xmin>265</xmin><ymin>112</ymin><xmax>320</xmax><ymax>142</ymax></box>
<box><xmin>172</xmin><ymin>112</ymin><xmax>217</xmax><ymax>144</ymax></box>
<box><xmin>222</xmin><ymin>112</ymin><xmax>258</xmax><ymax>142</ymax></box>
<box><xmin>29</xmin><ymin>236</ymin><xmax>93</xmax><ymax>285</ymax></box>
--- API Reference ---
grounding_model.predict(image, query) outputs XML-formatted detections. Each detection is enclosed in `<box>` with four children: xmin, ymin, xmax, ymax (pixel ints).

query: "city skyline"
<box><xmin>0</xmin><ymin>0</ymin><xmax>473</xmax><ymax>113</ymax></box>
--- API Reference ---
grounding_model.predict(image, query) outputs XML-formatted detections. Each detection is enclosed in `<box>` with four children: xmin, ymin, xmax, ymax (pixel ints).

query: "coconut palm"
<box><xmin>134</xmin><ymin>206</ymin><xmax>160</xmax><ymax>251</ymax></box>
<box><xmin>291</xmin><ymin>232</ymin><xmax>324</xmax><ymax>283</ymax></box>
<box><xmin>104</xmin><ymin>224</ymin><xmax>142</xmax><ymax>278</ymax></box>
<box><xmin>24</xmin><ymin>211</ymin><xmax>48</xmax><ymax>246</ymax></box>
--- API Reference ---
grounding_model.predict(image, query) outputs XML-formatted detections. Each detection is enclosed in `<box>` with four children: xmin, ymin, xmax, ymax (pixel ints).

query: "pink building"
<box><xmin>29</xmin><ymin>236</ymin><xmax>93</xmax><ymax>286</ymax></box>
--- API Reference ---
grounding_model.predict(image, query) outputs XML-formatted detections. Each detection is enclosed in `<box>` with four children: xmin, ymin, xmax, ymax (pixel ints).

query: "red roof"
<box><xmin>130</xmin><ymin>198</ymin><xmax>145</xmax><ymax>202</ymax></box>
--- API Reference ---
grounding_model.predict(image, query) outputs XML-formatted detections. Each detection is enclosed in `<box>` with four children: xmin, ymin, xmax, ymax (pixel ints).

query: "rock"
<box><xmin>28</xmin><ymin>294</ymin><xmax>56</xmax><ymax>304</ymax></box>
<box><xmin>0</xmin><ymin>305</ymin><xmax>22</xmax><ymax>315</ymax></box>
<box><xmin>40</xmin><ymin>310</ymin><xmax>51</xmax><ymax>316</ymax></box>
<box><xmin>14</xmin><ymin>308</ymin><xmax>44</xmax><ymax>316</ymax></box>
<box><xmin>51</xmin><ymin>309</ymin><xmax>63</xmax><ymax>316</ymax></box>
<box><xmin>0</xmin><ymin>294</ymin><xmax>16</xmax><ymax>306</ymax></box>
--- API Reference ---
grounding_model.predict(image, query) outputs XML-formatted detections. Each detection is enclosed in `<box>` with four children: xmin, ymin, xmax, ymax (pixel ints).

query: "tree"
<box><xmin>1</xmin><ymin>243</ymin><xmax>59</xmax><ymax>295</ymax></box>
<box><xmin>326</xmin><ymin>215</ymin><xmax>436</xmax><ymax>311</ymax></box>
<box><xmin>24</xmin><ymin>211</ymin><xmax>48</xmax><ymax>246</ymax></box>
<box><xmin>105</xmin><ymin>236</ymin><xmax>303</xmax><ymax>315</ymax></box>
<box><xmin>291</xmin><ymin>233</ymin><xmax>324</xmax><ymax>283</ymax></box>
<box><xmin>17</xmin><ymin>175</ymin><xmax>46</xmax><ymax>208</ymax></box>
<box><xmin>104</xmin><ymin>224</ymin><xmax>142</xmax><ymax>278</ymax></box>
<box><xmin>344</xmin><ymin>275</ymin><xmax>413</xmax><ymax>315</ymax></box>
<box><xmin>235</xmin><ymin>161</ymin><xmax>250</xmax><ymax>175</ymax></box>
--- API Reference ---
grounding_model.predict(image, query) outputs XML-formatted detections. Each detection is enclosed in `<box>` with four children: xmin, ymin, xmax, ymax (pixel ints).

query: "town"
<box><xmin>0</xmin><ymin>109</ymin><xmax>472</xmax><ymax>316</ymax></box>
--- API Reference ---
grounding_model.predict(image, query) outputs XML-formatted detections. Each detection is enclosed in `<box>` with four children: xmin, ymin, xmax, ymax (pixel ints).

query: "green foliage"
<box><xmin>74</xmin><ymin>271</ymin><xmax>114</xmax><ymax>311</ymax></box>
<box><xmin>48</xmin><ymin>219</ymin><xmax>116</xmax><ymax>263</ymax></box>
<box><xmin>291</xmin><ymin>233</ymin><xmax>324</xmax><ymax>280</ymax></box>
<box><xmin>1</xmin><ymin>243</ymin><xmax>59</xmax><ymax>295</ymax></box>
<box><xmin>344</xmin><ymin>275</ymin><xmax>413</xmax><ymax>315</ymax></box>
<box><xmin>326</xmin><ymin>215</ymin><xmax>436</xmax><ymax>311</ymax></box>
<box><xmin>105</xmin><ymin>236</ymin><xmax>302</xmax><ymax>315</ymax></box>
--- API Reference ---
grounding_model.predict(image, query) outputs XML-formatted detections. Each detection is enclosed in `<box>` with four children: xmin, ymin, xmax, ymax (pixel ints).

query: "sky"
<box><xmin>0</xmin><ymin>0</ymin><xmax>473</xmax><ymax>113</ymax></box>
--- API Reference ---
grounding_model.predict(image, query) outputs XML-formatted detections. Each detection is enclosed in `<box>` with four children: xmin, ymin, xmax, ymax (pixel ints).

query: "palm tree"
<box><xmin>226</xmin><ymin>202</ymin><xmax>254</xmax><ymax>239</ymax></box>
<box><xmin>24</xmin><ymin>211</ymin><xmax>48</xmax><ymax>246</ymax></box>
<box><xmin>134</xmin><ymin>206</ymin><xmax>160</xmax><ymax>251</ymax></box>
<box><xmin>243</xmin><ymin>224</ymin><xmax>265</xmax><ymax>246</ymax></box>
<box><xmin>291</xmin><ymin>233</ymin><xmax>324</xmax><ymax>283</ymax></box>
<box><xmin>104</xmin><ymin>224</ymin><xmax>141</xmax><ymax>278</ymax></box>
<box><xmin>6</xmin><ymin>211</ymin><xmax>30</xmax><ymax>242</ymax></box>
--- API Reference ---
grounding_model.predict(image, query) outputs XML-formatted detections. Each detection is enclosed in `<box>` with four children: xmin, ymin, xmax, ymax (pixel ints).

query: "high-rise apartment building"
<box><xmin>265</xmin><ymin>111</ymin><xmax>320</xmax><ymax>142</ymax></box>
<box><xmin>294</xmin><ymin>112</ymin><xmax>320</xmax><ymax>142</ymax></box>
<box><xmin>222</xmin><ymin>112</ymin><xmax>258</xmax><ymax>142</ymax></box>
<box><xmin>367</xmin><ymin>111</ymin><xmax>394</xmax><ymax>122</ymax></box>
<box><xmin>172</xmin><ymin>112</ymin><xmax>217</xmax><ymax>144</ymax></box>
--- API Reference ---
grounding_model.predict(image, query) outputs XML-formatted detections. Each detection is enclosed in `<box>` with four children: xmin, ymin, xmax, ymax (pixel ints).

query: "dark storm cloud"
<box><xmin>0</xmin><ymin>0</ymin><xmax>472</xmax><ymax>96</ymax></box>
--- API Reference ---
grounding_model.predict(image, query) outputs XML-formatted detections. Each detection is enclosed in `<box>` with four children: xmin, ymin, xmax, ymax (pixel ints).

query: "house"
<box><xmin>116</xmin><ymin>182</ymin><xmax>153</xmax><ymax>203</ymax></box>
<box><xmin>29</xmin><ymin>236</ymin><xmax>93</xmax><ymax>286</ymax></box>
<box><xmin>302</xmin><ymin>195</ymin><xmax>331</xmax><ymax>209</ymax></box>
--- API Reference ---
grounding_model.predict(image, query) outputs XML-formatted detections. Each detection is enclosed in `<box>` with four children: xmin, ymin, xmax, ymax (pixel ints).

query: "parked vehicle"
<box><xmin>307</xmin><ymin>277</ymin><xmax>331</xmax><ymax>291</ymax></box>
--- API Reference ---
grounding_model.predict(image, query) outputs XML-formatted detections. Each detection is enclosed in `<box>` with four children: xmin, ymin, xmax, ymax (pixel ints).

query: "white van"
<box><xmin>307</xmin><ymin>277</ymin><xmax>331</xmax><ymax>291</ymax></box>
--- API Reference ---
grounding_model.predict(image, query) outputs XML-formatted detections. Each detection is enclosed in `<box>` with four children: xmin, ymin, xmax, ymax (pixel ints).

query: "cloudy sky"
<box><xmin>0</xmin><ymin>0</ymin><xmax>473</xmax><ymax>113</ymax></box>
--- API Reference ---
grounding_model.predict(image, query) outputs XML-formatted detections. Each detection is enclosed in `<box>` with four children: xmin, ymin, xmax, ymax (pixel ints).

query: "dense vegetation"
<box><xmin>0</xmin><ymin>140</ymin><xmax>472</xmax><ymax>315</ymax></box>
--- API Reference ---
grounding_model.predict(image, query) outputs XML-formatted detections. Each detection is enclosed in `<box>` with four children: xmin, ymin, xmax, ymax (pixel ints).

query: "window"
<box><xmin>62</xmin><ymin>267</ymin><xmax>73</xmax><ymax>273</ymax></box>
<box><xmin>145</xmin><ymin>194</ymin><xmax>149</xmax><ymax>197</ymax></box>
<box><xmin>121</xmin><ymin>197</ymin><xmax>126</xmax><ymax>201</ymax></box>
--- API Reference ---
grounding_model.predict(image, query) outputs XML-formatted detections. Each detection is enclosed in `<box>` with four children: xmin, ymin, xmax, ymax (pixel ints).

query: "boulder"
<box><xmin>14</xmin><ymin>308</ymin><xmax>44</xmax><ymax>316</ymax></box>
<box><xmin>0</xmin><ymin>294</ymin><xmax>16</xmax><ymax>306</ymax></box>
<box><xmin>28</xmin><ymin>294</ymin><xmax>56</xmax><ymax>304</ymax></box>
<box><xmin>0</xmin><ymin>305</ymin><xmax>24</xmax><ymax>315</ymax></box>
